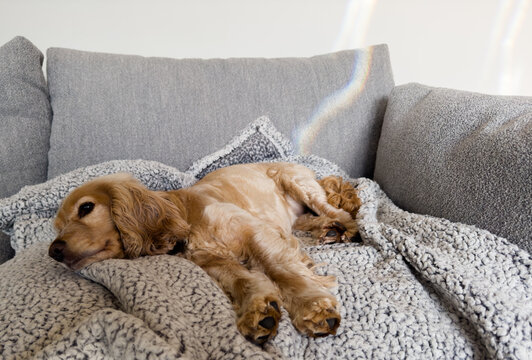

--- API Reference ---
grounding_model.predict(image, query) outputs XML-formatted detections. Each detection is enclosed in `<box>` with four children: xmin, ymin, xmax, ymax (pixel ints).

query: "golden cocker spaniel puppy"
<box><xmin>49</xmin><ymin>162</ymin><xmax>359</xmax><ymax>344</ymax></box>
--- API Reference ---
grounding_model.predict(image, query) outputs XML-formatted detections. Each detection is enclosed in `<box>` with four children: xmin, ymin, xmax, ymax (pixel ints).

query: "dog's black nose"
<box><xmin>49</xmin><ymin>239</ymin><xmax>66</xmax><ymax>262</ymax></box>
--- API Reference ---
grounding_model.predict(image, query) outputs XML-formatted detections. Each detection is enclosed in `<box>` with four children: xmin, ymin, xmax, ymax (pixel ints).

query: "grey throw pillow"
<box><xmin>0</xmin><ymin>36</ymin><xmax>52</xmax><ymax>263</ymax></box>
<box><xmin>186</xmin><ymin>116</ymin><xmax>292</xmax><ymax>179</ymax></box>
<box><xmin>374</xmin><ymin>83</ymin><xmax>531</xmax><ymax>252</ymax></box>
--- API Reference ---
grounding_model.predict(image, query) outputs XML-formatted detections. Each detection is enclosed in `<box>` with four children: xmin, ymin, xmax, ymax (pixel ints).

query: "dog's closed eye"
<box><xmin>78</xmin><ymin>202</ymin><xmax>95</xmax><ymax>218</ymax></box>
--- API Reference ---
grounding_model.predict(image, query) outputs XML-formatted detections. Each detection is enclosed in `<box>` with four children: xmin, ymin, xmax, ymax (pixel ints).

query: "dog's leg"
<box><xmin>294</xmin><ymin>213</ymin><xmax>361</xmax><ymax>244</ymax></box>
<box><xmin>196</xmin><ymin>200</ymin><xmax>340</xmax><ymax>340</ymax></box>
<box><xmin>189</xmin><ymin>202</ymin><xmax>285</xmax><ymax>345</ymax></box>
<box><xmin>268</xmin><ymin>163</ymin><xmax>360</xmax><ymax>244</ymax></box>
<box><xmin>248</xmin><ymin>227</ymin><xmax>341</xmax><ymax>338</ymax></box>
<box><xmin>190</xmin><ymin>249</ymin><xmax>282</xmax><ymax>345</ymax></box>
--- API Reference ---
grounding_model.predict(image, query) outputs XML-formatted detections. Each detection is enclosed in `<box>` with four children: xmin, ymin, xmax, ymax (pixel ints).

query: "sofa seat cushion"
<box><xmin>46</xmin><ymin>45</ymin><xmax>394</xmax><ymax>179</ymax></box>
<box><xmin>374</xmin><ymin>83</ymin><xmax>531</xmax><ymax>252</ymax></box>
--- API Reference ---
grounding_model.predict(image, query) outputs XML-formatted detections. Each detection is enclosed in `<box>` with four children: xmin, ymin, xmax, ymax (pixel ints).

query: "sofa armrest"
<box><xmin>375</xmin><ymin>83</ymin><xmax>532</xmax><ymax>252</ymax></box>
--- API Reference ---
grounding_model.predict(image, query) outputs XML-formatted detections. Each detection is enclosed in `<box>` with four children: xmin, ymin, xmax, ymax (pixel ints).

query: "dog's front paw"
<box><xmin>319</xmin><ymin>221</ymin><xmax>360</xmax><ymax>244</ymax></box>
<box><xmin>291</xmin><ymin>296</ymin><xmax>341</xmax><ymax>338</ymax></box>
<box><xmin>237</xmin><ymin>295</ymin><xmax>282</xmax><ymax>345</ymax></box>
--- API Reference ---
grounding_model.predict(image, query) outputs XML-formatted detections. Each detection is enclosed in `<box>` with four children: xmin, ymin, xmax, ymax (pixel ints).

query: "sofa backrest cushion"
<box><xmin>0</xmin><ymin>37</ymin><xmax>52</xmax><ymax>263</ymax></box>
<box><xmin>0</xmin><ymin>37</ymin><xmax>51</xmax><ymax>198</ymax></box>
<box><xmin>46</xmin><ymin>45</ymin><xmax>394</xmax><ymax>179</ymax></box>
<box><xmin>374</xmin><ymin>83</ymin><xmax>531</xmax><ymax>252</ymax></box>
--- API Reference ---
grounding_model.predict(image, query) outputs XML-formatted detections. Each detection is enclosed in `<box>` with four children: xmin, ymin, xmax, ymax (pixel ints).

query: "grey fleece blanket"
<box><xmin>0</xmin><ymin>159</ymin><xmax>530</xmax><ymax>360</ymax></box>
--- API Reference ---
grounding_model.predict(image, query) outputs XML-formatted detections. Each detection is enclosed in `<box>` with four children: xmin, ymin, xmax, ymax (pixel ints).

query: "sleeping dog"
<box><xmin>49</xmin><ymin>162</ymin><xmax>359</xmax><ymax>344</ymax></box>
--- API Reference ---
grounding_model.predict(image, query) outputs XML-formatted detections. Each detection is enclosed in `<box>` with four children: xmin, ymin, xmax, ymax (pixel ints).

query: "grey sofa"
<box><xmin>1</xmin><ymin>36</ymin><xmax>530</xmax><ymax>259</ymax></box>
<box><xmin>0</xmin><ymin>36</ymin><xmax>530</xmax><ymax>359</ymax></box>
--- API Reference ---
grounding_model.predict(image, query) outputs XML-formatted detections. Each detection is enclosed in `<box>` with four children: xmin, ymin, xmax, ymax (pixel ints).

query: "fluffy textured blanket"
<box><xmin>0</xmin><ymin>159</ymin><xmax>530</xmax><ymax>360</ymax></box>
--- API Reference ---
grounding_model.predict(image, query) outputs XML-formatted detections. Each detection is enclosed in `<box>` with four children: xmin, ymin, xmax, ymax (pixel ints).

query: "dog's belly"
<box><xmin>186</xmin><ymin>201</ymin><xmax>290</xmax><ymax>259</ymax></box>
<box><xmin>190</xmin><ymin>165</ymin><xmax>304</xmax><ymax>230</ymax></box>
<box><xmin>186</xmin><ymin>181</ymin><xmax>301</xmax><ymax>254</ymax></box>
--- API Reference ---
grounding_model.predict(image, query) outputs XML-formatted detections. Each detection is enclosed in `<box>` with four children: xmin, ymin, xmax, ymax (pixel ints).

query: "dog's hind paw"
<box><xmin>291</xmin><ymin>296</ymin><xmax>341</xmax><ymax>338</ymax></box>
<box><xmin>237</xmin><ymin>295</ymin><xmax>282</xmax><ymax>345</ymax></box>
<box><xmin>319</xmin><ymin>221</ymin><xmax>360</xmax><ymax>244</ymax></box>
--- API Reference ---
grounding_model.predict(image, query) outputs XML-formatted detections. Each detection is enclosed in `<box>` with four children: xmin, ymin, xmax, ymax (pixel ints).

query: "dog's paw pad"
<box><xmin>258</xmin><ymin>316</ymin><xmax>276</xmax><ymax>329</ymax></box>
<box><xmin>325</xmin><ymin>230</ymin><xmax>338</xmax><ymax>237</ymax></box>
<box><xmin>348</xmin><ymin>233</ymin><xmax>363</xmax><ymax>243</ymax></box>
<box><xmin>270</xmin><ymin>301</ymin><xmax>279</xmax><ymax>312</ymax></box>
<box><xmin>238</xmin><ymin>296</ymin><xmax>282</xmax><ymax>345</ymax></box>
<box><xmin>319</xmin><ymin>220</ymin><xmax>361</xmax><ymax>245</ymax></box>
<box><xmin>319</xmin><ymin>221</ymin><xmax>346</xmax><ymax>244</ymax></box>
<box><xmin>326</xmin><ymin>317</ymin><xmax>338</xmax><ymax>329</ymax></box>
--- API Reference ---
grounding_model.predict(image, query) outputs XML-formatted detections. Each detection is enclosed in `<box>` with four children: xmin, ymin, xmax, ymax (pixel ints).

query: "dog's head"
<box><xmin>49</xmin><ymin>174</ymin><xmax>190</xmax><ymax>270</ymax></box>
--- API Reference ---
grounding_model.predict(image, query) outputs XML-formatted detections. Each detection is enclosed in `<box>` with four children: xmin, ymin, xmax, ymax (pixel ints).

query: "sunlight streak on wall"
<box><xmin>292</xmin><ymin>0</ymin><xmax>377</xmax><ymax>155</ymax></box>
<box><xmin>293</xmin><ymin>47</ymin><xmax>374</xmax><ymax>155</ymax></box>
<box><xmin>333</xmin><ymin>0</ymin><xmax>378</xmax><ymax>50</ymax></box>
<box><xmin>483</xmin><ymin>0</ymin><xmax>530</xmax><ymax>94</ymax></box>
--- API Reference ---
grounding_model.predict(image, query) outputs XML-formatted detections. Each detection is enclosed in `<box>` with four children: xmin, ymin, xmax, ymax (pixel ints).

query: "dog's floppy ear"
<box><xmin>108</xmin><ymin>175</ymin><xmax>190</xmax><ymax>258</ymax></box>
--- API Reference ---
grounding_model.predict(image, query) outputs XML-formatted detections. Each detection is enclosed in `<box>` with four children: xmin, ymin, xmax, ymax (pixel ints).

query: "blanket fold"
<box><xmin>356</xmin><ymin>180</ymin><xmax>531</xmax><ymax>359</ymax></box>
<box><xmin>0</xmin><ymin>159</ymin><xmax>530</xmax><ymax>360</ymax></box>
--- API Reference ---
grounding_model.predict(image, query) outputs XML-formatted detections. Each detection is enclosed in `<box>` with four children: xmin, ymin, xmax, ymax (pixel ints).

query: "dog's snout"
<box><xmin>49</xmin><ymin>239</ymin><xmax>66</xmax><ymax>262</ymax></box>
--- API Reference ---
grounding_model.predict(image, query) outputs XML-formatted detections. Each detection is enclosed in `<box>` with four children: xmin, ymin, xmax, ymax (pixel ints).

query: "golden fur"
<box><xmin>49</xmin><ymin>163</ymin><xmax>359</xmax><ymax>344</ymax></box>
<box><xmin>295</xmin><ymin>176</ymin><xmax>362</xmax><ymax>244</ymax></box>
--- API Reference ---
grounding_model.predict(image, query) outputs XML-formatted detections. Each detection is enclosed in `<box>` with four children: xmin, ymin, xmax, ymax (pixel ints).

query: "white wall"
<box><xmin>1</xmin><ymin>0</ymin><xmax>530</xmax><ymax>95</ymax></box>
